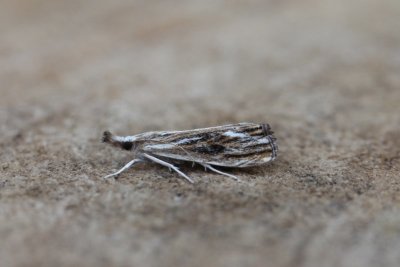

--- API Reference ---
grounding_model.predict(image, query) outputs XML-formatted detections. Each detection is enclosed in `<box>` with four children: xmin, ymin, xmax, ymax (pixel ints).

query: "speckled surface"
<box><xmin>1</xmin><ymin>1</ymin><xmax>400</xmax><ymax>266</ymax></box>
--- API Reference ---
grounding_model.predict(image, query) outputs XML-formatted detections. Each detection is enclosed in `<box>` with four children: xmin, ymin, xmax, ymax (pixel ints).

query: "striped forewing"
<box><xmin>141</xmin><ymin>123</ymin><xmax>277</xmax><ymax>167</ymax></box>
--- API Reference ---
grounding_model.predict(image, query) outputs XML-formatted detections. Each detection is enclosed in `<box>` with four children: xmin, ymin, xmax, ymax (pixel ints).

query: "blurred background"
<box><xmin>1</xmin><ymin>0</ymin><xmax>400</xmax><ymax>267</ymax></box>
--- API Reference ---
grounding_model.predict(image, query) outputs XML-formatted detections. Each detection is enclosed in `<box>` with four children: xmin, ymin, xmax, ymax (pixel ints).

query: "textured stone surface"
<box><xmin>1</xmin><ymin>0</ymin><xmax>400</xmax><ymax>266</ymax></box>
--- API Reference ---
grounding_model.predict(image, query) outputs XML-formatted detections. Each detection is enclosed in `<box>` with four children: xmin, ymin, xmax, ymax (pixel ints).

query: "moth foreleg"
<box><xmin>200</xmin><ymin>163</ymin><xmax>239</xmax><ymax>181</ymax></box>
<box><xmin>104</xmin><ymin>158</ymin><xmax>143</xmax><ymax>179</ymax></box>
<box><xmin>143</xmin><ymin>153</ymin><xmax>194</xmax><ymax>184</ymax></box>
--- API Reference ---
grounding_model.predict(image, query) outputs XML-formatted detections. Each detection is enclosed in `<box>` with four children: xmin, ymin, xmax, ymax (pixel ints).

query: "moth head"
<box><xmin>102</xmin><ymin>131</ymin><xmax>137</xmax><ymax>151</ymax></box>
<box><xmin>102</xmin><ymin>131</ymin><xmax>113</xmax><ymax>143</ymax></box>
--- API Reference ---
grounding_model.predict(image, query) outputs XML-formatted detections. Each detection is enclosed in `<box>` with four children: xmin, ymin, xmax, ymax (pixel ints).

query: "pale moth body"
<box><xmin>102</xmin><ymin>123</ymin><xmax>278</xmax><ymax>183</ymax></box>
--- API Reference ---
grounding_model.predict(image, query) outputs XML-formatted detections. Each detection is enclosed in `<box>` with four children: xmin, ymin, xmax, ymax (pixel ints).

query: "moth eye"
<box><xmin>121</xmin><ymin>142</ymin><xmax>134</xmax><ymax>150</ymax></box>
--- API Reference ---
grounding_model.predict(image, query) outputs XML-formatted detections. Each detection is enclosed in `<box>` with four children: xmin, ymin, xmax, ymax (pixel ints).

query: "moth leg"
<box><xmin>200</xmin><ymin>163</ymin><xmax>239</xmax><ymax>181</ymax></box>
<box><xmin>143</xmin><ymin>154</ymin><xmax>194</xmax><ymax>184</ymax></box>
<box><xmin>104</xmin><ymin>158</ymin><xmax>143</xmax><ymax>179</ymax></box>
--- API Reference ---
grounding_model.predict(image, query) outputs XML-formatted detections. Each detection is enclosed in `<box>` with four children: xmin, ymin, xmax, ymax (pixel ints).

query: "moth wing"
<box><xmin>141</xmin><ymin>123</ymin><xmax>277</xmax><ymax>167</ymax></box>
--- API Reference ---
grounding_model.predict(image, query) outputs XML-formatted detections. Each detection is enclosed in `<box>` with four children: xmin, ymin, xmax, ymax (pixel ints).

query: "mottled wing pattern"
<box><xmin>141</xmin><ymin>123</ymin><xmax>277</xmax><ymax>167</ymax></box>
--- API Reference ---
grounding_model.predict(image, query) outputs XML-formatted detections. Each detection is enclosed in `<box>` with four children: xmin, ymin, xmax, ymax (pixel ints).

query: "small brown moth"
<box><xmin>102</xmin><ymin>123</ymin><xmax>277</xmax><ymax>183</ymax></box>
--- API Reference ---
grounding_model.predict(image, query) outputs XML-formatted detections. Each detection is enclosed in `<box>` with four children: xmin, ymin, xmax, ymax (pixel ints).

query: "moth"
<box><xmin>102</xmin><ymin>122</ymin><xmax>277</xmax><ymax>183</ymax></box>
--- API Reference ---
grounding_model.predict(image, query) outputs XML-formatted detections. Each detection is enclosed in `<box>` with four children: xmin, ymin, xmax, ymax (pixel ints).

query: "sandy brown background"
<box><xmin>1</xmin><ymin>0</ymin><xmax>400</xmax><ymax>266</ymax></box>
